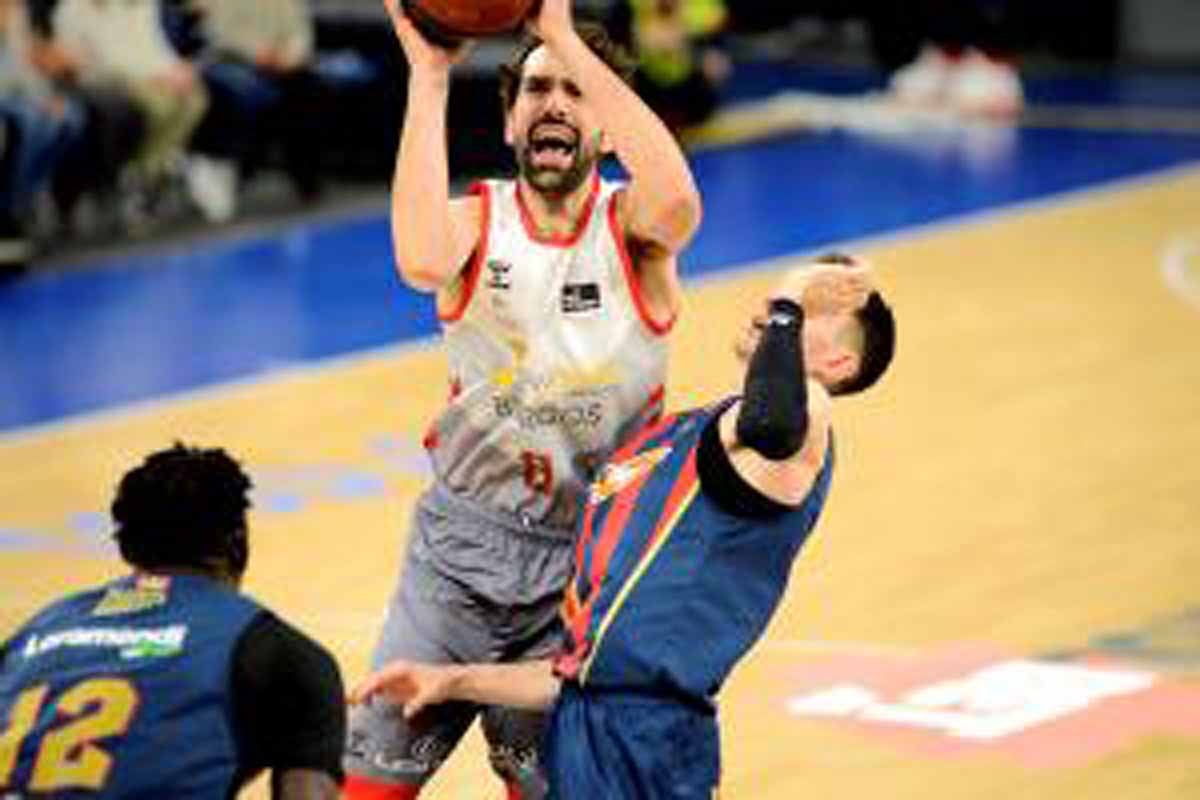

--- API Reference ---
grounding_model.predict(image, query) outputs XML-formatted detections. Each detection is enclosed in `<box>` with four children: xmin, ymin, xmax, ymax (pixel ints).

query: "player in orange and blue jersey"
<box><xmin>348</xmin><ymin>254</ymin><xmax>896</xmax><ymax>799</ymax></box>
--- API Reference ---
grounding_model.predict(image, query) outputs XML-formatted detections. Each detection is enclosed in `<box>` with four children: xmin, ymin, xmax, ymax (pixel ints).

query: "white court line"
<box><xmin>0</xmin><ymin>335</ymin><xmax>438</xmax><ymax>447</ymax></box>
<box><xmin>3</xmin><ymin>159</ymin><xmax>1198</xmax><ymax>446</ymax></box>
<box><xmin>1162</xmin><ymin>234</ymin><xmax>1200</xmax><ymax>312</ymax></box>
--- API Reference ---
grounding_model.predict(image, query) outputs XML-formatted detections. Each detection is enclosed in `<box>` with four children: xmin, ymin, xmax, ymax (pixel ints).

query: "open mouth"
<box><xmin>529</xmin><ymin>124</ymin><xmax>579</xmax><ymax>168</ymax></box>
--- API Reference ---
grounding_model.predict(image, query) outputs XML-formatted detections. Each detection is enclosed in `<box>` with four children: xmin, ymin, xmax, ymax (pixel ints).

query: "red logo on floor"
<box><xmin>776</xmin><ymin>644</ymin><xmax>1200</xmax><ymax>767</ymax></box>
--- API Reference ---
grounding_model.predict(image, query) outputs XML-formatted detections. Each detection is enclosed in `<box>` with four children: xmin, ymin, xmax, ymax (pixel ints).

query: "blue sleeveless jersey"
<box><xmin>555</xmin><ymin>399</ymin><xmax>834</xmax><ymax>702</ymax></box>
<box><xmin>0</xmin><ymin>573</ymin><xmax>264</xmax><ymax>798</ymax></box>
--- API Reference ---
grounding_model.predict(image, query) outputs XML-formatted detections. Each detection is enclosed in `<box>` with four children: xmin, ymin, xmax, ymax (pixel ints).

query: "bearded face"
<box><xmin>506</xmin><ymin>46</ymin><xmax>608</xmax><ymax>198</ymax></box>
<box><xmin>515</xmin><ymin>118</ymin><xmax>600</xmax><ymax>197</ymax></box>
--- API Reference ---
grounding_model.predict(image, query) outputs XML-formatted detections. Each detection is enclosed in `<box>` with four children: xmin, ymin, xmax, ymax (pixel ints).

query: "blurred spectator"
<box><xmin>22</xmin><ymin>0</ymin><xmax>145</xmax><ymax>235</ymax></box>
<box><xmin>611</xmin><ymin>0</ymin><xmax>731</xmax><ymax>131</ymax></box>
<box><xmin>0</xmin><ymin>0</ymin><xmax>84</xmax><ymax>272</ymax></box>
<box><xmin>185</xmin><ymin>0</ymin><xmax>325</xmax><ymax>220</ymax></box>
<box><xmin>886</xmin><ymin>0</ymin><xmax>1025</xmax><ymax>117</ymax></box>
<box><xmin>52</xmin><ymin>0</ymin><xmax>209</xmax><ymax>229</ymax></box>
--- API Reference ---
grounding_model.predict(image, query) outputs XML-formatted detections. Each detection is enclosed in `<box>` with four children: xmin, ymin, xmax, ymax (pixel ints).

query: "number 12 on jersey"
<box><xmin>1</xmin><ymin>677</ymin><xmax>139</xmax><ymax>792</ymax></box>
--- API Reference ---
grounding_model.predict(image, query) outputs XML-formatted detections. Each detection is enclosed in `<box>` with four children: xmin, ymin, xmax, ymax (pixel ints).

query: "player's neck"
<box><xmin>516</xmin><ymin>172</ymin><xmax>598</xmax><ymax>238</ymax></box>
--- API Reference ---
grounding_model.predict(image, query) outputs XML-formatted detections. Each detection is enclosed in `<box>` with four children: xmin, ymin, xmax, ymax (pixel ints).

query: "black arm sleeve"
<box><xmin>735</xmin><ymin>298</ymin><xmax>809</xmax><ymax>460</ymax></box>
<box><xmin>231</xmin><ymin>613</ymin><xmax>346</xmax><ymax>786</ymax></box>
<box><xmin>698</xmin><ymin>408</ymin><xmax>799</xmax><ymax>518</ymax></box>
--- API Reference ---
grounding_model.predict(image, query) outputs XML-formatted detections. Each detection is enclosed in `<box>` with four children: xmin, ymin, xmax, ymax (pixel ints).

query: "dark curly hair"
<box><xmin>498</xmin><ymin>22</ymin><xmax>635</xmax><ymax>113</ymax></box>
<box><xmin>111</xmin><ymin>444</ymin><xmax>253</xmax><ymax>577</ymax></box>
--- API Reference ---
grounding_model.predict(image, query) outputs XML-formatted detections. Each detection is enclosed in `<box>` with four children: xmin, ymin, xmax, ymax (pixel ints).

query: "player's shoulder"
<box><xmin>236</xmin><ymin>611</ymin><xmax>339</xmax><ymax>679</ymax></box>
<box><xmin>19</xmin><ymin>583</ymin><xmax>111</xmax><ymax>628</ymax></box>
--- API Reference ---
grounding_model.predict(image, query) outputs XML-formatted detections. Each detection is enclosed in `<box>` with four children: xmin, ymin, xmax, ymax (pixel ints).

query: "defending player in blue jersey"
<box><xmin>0</xmin><ymin>445</ymin><xmax>345</xmax><ymax>799</ymax></box>
<box><xmin>349</xmin><ymin>254</ymin><xmax>897</xmax><ymax>799</ymax></box>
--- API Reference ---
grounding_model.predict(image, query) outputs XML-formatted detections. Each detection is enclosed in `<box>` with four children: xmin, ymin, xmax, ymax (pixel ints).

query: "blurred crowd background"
<box><xmin>1</xmin><ymin>0</ymin><xmax>1194</xmax><ymax>277</ymax></box>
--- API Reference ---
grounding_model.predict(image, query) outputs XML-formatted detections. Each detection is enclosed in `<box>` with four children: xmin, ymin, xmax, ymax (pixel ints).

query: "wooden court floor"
<box><xmin>2</xmin><ymin>167</ymin><xmax>1199</xmax><ymax>797</ymax></box>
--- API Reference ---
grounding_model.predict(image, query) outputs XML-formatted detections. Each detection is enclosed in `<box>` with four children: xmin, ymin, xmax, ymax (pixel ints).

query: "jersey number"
<box><xmin>521</xmin><ymin>450</ymin><xmax>554</xmax><ymax>496</ymax></box>
<box><xmin>0</xmin><ymin>677</ymin><xmax>139</xmax><ymax>792</ymax></box>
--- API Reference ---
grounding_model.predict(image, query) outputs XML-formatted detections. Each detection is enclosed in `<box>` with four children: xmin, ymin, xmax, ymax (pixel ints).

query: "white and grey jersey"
<box><xmin>425</xmin><ymin>176</ymin><xmax>672</xmax><ymax>532</ymax></box>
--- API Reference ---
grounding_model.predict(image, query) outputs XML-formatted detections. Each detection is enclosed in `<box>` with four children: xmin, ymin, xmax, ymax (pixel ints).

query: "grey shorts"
<box><xmin>345</xmin><ymin>482</ymin><xmax>574</xmax><ymax>792</ymax></box>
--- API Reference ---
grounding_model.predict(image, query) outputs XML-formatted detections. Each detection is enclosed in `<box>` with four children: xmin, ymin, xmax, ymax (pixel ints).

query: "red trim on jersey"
<box><xmin>642</xmin><ymin>449</ymin><xmax>698</xmax><ymax>557</ymax></box>
<box><xmin>438</xmin><ymin>181</ymin><xmax>490</xmax><ymax>323</ymax></box>
<box><xmin>343</xmin><ymin>774</ymin><xmax>421</xmax><ymax>799</ymax></box>
<box><xmin>639</xmin><ymin>384</ymin><xmax>665</xmax><ymax>425</ymax></box>
<box><xmin>515</xmin><ymin>172</ymin><xmax>600</xmax><ymax>247</ymax></box>
<box><xmin>612</xmin><ymin>411</ymin><xmax>677</xmax><ymax>463</ymax></box>
<box><xmin>608</xmin><ymin>189</ymin><xmax>675</xmax><ymax>337</ymax></box>
<box><xmin>560</xmin><ymin>499</ymin><xmax>603</xmax><ymax>669</ymax></box>
<box><xmin>587</xmin><ymin>466</ymin><xmax>652</xmax><ymax>588</ymax></box>
<box><xmin>558</xmin><ymin>418</ymin><xmax>675</xmax><ymax>679</ymax></box>
<box><xmin>422</xmin><ymin>423</ymin><xmax>439</xmax><ymax>451</ymax></box>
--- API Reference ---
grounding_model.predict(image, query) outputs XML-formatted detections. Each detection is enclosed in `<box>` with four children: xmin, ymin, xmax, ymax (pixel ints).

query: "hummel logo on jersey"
<box><xmin>562</xmin><ymin>282</ymin><xmax>601</xmax><ymax>313</ymax></box>
<box><xmin>486</xmin><ymin>259</ymin><xmax>512</xmax><ymax>290</ymax></box>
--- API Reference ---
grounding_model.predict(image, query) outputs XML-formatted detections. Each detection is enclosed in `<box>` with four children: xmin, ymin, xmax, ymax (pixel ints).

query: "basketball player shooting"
<box><xmin>351</xmin><ymin>256</ymin><xmax>897</xmax><ymax>799</ymax></box>
<box><xmin>344</xmin><ymin>1</ymin><xmax>703</xmax><ymax>798</ymax></box>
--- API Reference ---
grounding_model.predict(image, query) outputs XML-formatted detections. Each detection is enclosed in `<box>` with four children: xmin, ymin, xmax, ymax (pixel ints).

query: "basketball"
<box><xmin>403</xmin><ymin>0</ymin><xmax>541</xmax><ymax>44</ymax></box>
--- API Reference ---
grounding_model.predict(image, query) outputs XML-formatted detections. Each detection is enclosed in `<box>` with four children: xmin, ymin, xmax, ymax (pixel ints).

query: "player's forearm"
<box><xmin>544</xmin><ymin>30</ymin><xmax>701</xmax><ymax>252</ymax></box>
<box><xmin>737</xmin><ymin>298</ymin><xmax>809</xmax><ymax>460</ymax></box>
<box><xmin>449</xmin><ymin>659</ymin><xmax>561</xmax><ymax>710</ymax></box>
<box><xmin>391</xmin><ymin>72</ymin><xmax>456</xmax><ymax>291</ymax></box>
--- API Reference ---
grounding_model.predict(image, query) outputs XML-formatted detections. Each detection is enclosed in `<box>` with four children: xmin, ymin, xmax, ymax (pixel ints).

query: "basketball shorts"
<box><xmin>345</xmin><ymin>481</ymin><xmax>574</xmax><ymax>793</ymax></box>
<box><xmin>544</xmin><ymin>682</ymin><xmax>721</xmax><ymax>799</ymax></box>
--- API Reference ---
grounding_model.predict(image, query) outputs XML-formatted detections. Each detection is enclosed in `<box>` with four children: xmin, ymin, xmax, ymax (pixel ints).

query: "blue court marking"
<box><xmin>723</xmin><ymin>61</ymin><xmax>1200</xmax><ymax>109</ymax></box>
<box><xmin>2</xmin><ymin>124</ymin><xmax>1199</xmax><ymax>433</ymax></box>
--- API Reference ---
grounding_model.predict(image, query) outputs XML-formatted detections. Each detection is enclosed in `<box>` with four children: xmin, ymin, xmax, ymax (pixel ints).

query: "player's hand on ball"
<box><xmin>526</xmin><ymin>0</ymin><xmax>573</xmax><ymax>43</ymax></box>
<box><xmin>350</xmin><ymin>659</ymin><xmax>458</xmax><ymax>719</ymax></box>
<box><xmin>383</xmin><ymin>0</ymin><xmax>473</xmax><ymax>72</ymax></box>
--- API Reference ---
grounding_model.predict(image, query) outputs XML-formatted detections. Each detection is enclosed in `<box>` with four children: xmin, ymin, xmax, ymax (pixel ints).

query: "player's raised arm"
<box><xmin>382</xmin><ymin>0</ymin><xmax>481</xmax><ymax>292</ymax></box>
<box><xmin>722</xmin><ymin>257</ymin><xmax>892</xmax><ymax>505</ymax></box>
<box><xmin>530</xmin><ymin>0</ymin><xmax>702</xmax><ymax>256</ymax></box>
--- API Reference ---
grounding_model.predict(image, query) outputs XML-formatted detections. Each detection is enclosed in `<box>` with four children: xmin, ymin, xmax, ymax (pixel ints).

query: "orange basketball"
<box><xmin>404</xmin><ymin>0</ymin><xmax>541</xmax><ymax>43</ymax></box>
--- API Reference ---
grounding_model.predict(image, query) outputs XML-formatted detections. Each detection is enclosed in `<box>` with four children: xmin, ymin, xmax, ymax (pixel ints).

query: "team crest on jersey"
<box><xmin>589</xmin><ymin>446</ymin><xmax>672</xmax><ymax>503</ymax></box>
<box><xmin>486</xmin><ymin>259</ymin><xmax>512</xmax><ymax>290</ymax></box>
<box><xmin>92</xmin><ymin>575</ymin><xmax>170</xmax><ymax>617</ymax></box>
<box><xmin>562</xmin><ymin>282</ymin><xmax>601</xmax><ymax>313</ymax></box>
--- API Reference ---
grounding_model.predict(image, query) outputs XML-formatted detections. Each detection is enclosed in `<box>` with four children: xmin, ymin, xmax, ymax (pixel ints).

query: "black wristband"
<box><xmin>766</xmin><ymin>297</ymin><xmax>803</xmax><ymax>327</ymax></box>
<box><xmin>735</xmin><ymin>297</ymin><xmax>809</xmax><ymax>460</ymax></box>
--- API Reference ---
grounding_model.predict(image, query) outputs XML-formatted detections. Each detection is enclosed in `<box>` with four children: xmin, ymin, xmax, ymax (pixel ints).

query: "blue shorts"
<box><xmin>544</xmin><ymin>683</ymin><xmax>720</xmax><ymax>799</ymax></box>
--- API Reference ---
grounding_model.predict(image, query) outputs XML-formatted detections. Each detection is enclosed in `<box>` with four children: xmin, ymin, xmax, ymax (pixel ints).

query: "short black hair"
<box><xmin>832</xmin><ymin>291</ymin><xmax>896</xmax><ymax>396</ymax></box>
<box><xmin>112</xmin><ymin>444</ymin><xmax>252</xmax><ymax>575</ymax></box>
<box><xmin>498</xmin><ymin>22</ymin><xmax>635</xmax><ymax>112</ymax></box>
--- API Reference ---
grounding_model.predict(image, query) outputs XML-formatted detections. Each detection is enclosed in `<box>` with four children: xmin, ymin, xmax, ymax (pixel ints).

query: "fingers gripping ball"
<box><xmin>404</xmin><ymin>0</ymin><xmax>541</xmax><ymax>45</ymax></box>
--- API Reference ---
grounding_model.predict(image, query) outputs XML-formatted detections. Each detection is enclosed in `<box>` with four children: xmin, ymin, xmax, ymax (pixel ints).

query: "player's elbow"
<box><xmin>394</xmin><ymin>254</ymin><xmax>450</xmax><ymax>293</ymax></box>
<box><xmin>649</xmin><ymin>190</ymin><xmax>703</xmax><ymax>252</ymax></box>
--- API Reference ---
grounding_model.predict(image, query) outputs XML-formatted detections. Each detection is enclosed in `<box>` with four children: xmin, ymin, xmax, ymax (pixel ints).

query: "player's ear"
<box><xmin>504</xmin><ymin>112</ymin><xmax>516</xmax><ymax>147</ymax></box>
<box><xmin>828</xmin><ymin>350</ymin><xmax>858</xmax><ymax>386</ymax></box>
